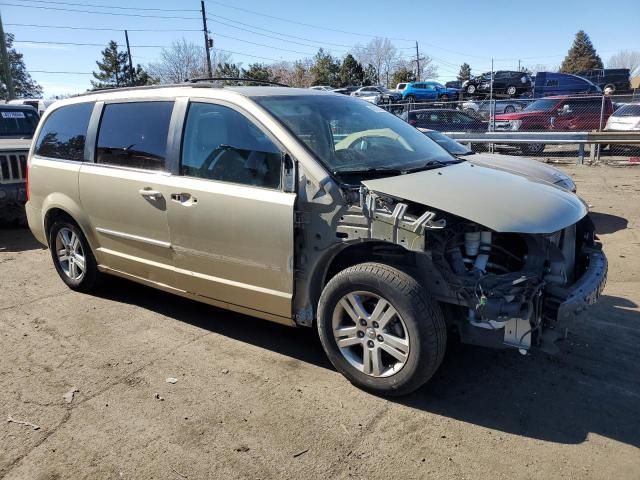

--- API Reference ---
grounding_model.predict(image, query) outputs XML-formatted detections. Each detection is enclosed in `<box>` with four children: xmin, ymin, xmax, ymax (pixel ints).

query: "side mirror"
<box><xmin>282</xmin><ymin>153</ymin><xmax>297</xmax><ymax>193</ymax></box>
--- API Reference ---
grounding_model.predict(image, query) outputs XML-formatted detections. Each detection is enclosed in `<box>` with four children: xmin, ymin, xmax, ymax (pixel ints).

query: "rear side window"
<box><xmin>96</xmin><ymin>102</ymin><xmax>173</xmax><ymax>171</ymax></box>
<box><xmin>35</xmin><ymin>102</ymin><xmax>94</xmax><ymax>161</ymax></box>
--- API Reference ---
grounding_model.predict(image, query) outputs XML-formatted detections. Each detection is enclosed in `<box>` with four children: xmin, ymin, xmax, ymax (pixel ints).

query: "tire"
<box><xmin>405</xmin><ymin>94</ymin><xmax>416</xmax><ymax>104</ymax></box>
<box><xmin>604</xmin><ymin>84</ymin><xmax>616</xmax><ymax>94</ymax></box>
<box><xmin>49</xmin><ymin>218</ymin><xmax>101</xmax><ymax>292</ymax></box>
<box><xmin>504</xmin><ymin>105</ymin><xmax>516</xmax><ymax>113</ymax></box>
<box><xmin>521</xmin><ymin>143</ymin><xmax>545</xmax><ymax>155</ymax></box>
<box><xmin>317</xmin><ymin>263</ymin><xmax>447</xmax><ymax>396</ymax></box>
<box><xmin>506</xmin><ymin>85</ymin><xmax>517</xmax><ymax>96</ymax></box>
<box><xmin>440</xmin><ymin>94</ymin><xmax>449</xmax><ymax>102</ymax></box>
<box><xmin>466</xmin><ymin>84</ymin><xmax>476</xmax><ymax>94</ymax></box>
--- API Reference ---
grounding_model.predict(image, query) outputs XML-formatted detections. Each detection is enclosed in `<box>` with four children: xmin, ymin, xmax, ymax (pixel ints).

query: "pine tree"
<box><xmin>92</xmin><ymin>41</ymin><xmax>153</xmax><ymax>88</ymax></box>
<box><xmin>0</xmin><ymin>33</ymin><xmax>42</xmax><ymax>99</ymax></box>
<box><xmin>338</xmin><ymin>54</ymin><xmax>364</xmax><ymax>87</ymax></box>
<box><xmin>309</xmin><ymin>49</ymin><xmax>340</xmax><ymax>86</ymax></box>
<box><xmin>457</xmin><ymin>63</ymin><xmax>471</xmax><ymax>82</ymax></box>
<box><xmin>241</xmin><ymin>63</ymin><xmax>273</xmax><ymax>82</ymax></box>
<box><xmin>390</xmin><ymin>66</ymin><xmax>415</xmax><ymax>86</ymax></box>
<box><xmin>363</xmin><ymin>64</ymin><xmax>378</xmax><ymax>86</ymax></box>
<box><xmin>560</xmin><ymin>31</ymin><xmax>603</xmax><ymax>73</ymax></box>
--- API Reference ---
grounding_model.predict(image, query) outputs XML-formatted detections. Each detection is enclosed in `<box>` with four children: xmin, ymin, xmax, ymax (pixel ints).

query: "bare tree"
<box><xmin>608</xmin><ymin>50</ymin><xmax>640</xmax><ymax>76</ymax></box>
<box><xmin>352</xmin><ymin>38</ymin><xmax>399</xmax><ymax>86</ymax></box>
<box><xmin>147</xmin><ymin>39</ymin><xmax>207</xmax><ymax>84</ymax></box>
<box><xmin>394</xmin><ymin>57</ymin><xmax>438</xmax><ymax>82</ymax></box>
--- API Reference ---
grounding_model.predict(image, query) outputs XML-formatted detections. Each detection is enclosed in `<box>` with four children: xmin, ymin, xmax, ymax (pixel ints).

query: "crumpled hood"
<box><xmin>362</xmin><ymin>162</ymin><xmax>587</xmax><ymax>234</ymax></box>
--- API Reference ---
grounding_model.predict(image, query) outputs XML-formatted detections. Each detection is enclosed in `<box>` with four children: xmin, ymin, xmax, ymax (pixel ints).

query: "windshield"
<box><xmin>0</xmin><ymin>109</ymin><xmax>39</xmax><ymax>138</ymax></box>
<box><xmin>254</xmin><ymin>95</ymin><xmax>456</xmax><ymax>176</ymax></box>
<box><xmin>614</xmin><ymin>104</ymin><xmax>640</xmax><ymax>117</ymax></box>
<box><xmin>423</xmin><ymin>131</ymin><xmax>473</xmax><ymax>156</ymax></box>
<box><xmin>523</xmin><ymin>99</ymin><xmax>559</xmax><ymax>112</ymax></box>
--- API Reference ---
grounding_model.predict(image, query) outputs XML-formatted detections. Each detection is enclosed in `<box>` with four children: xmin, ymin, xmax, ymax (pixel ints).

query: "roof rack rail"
<box><xmin>186</xmin><ymin>77</ymin><xmax>290</xmax><ymax>87</ymax></box>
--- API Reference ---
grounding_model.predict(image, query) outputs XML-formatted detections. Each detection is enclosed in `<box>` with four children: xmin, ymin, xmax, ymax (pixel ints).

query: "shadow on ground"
<box><xmin>95</xmin><ymin>276</ymin><xmax>640</xmax><ymax>449</ymax></box>
<box><xmin>590</xmin><ymin>211</ymin><xmax>629</xmax><ymax>234</ymax></box>
<box><xmin>0</xmin><ymin>225</ymin><xmax>44</xmax><ymax>253</ymax></box>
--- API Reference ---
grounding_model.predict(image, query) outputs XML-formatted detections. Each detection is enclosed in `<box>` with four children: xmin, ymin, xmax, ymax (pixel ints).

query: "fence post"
<box><xmin>578</xmin><ymin>143</ymin><xmax>584</xmax><ymax>165</ymax></box>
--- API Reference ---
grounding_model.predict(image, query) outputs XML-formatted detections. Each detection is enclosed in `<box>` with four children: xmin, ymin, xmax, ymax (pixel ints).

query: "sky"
<box><xmin>2</xmin><ymin>0</ymin><xmax>639</xmax><ymax>97</ymax></box>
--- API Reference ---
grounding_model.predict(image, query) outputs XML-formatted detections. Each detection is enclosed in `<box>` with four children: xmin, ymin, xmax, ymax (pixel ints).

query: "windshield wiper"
<box><xmin>332</xmin><ymin>166</ymin><xmax>406</xmax><ymax>176</ymax></box>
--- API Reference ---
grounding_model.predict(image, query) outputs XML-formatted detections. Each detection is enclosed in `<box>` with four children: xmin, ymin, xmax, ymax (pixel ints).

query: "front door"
<box><xmin>167</xmin><ymin>101</ymin><xmax>295</xmax><ymax>319</ymax></box>
<box><xmin>79</xmin><ymin>101</ymin><xmax>176</xmax><ymax>286</ymax></box>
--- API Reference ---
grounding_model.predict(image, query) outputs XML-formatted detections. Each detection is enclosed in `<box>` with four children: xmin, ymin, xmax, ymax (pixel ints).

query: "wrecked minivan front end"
<box><xmin>335</xmin><ymin>164</ymin><xmax>607</xmax><ymax>352</ymax></box>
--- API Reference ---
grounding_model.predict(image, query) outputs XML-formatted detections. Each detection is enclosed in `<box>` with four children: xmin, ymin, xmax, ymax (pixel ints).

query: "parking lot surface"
<box><xmin>1</xmin><ymin>165</ymin><xmax>639</xmax><ymax>480</ymax></box>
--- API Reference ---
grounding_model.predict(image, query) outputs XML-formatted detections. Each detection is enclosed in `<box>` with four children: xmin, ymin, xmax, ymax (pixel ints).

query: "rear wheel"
<box><xmin>506</xmin><ymin>85</ymin><xmax>517</xmax><ymax>96</ymax></box>
<box><xmin>405</xmin><ymin>94</ymin><xmax>416</xmax><ymax>105</ymax></box>
<box><xmin>439</xmin><ymin>94</ymin><xmax>449</xmax><ymax>102</ymax></box>
<box><xmin>317</xmin><ymin>263</ymin><xmax>447</xmax><ymax>396</ymax></box>
<box><xmin>466</xmin><ymin>84</ymin><xmax>476</xmax><ymax>94</ymax></box>
<box><xmin>49</xmin><ymin>218</ymin><xmax>101</xmax><ymax>292</ymax></box>
<box><xmin>504</xmin><ymin>105</ymin><xmax>516</xmax><ymax>113</ymax></box>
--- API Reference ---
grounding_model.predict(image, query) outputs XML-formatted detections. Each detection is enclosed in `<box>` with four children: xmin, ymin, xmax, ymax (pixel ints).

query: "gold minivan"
<box><xmin>27</xmin><ymin>83</ymin><xmax>607</xmax><ymax>395</ymax></box>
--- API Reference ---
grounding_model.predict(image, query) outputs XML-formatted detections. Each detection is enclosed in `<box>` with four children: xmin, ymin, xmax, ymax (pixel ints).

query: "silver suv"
<box><xmin>26</xmin><ymin>84</ymin><xmax>607</xmax><ymax>395</ymax></box>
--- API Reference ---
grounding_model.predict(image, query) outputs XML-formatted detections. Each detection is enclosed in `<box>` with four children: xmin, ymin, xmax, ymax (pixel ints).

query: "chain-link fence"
<box><xmin>370</xmin><ymin>92</ymin><xmax>640</xmax><ymax>165</ymax></box>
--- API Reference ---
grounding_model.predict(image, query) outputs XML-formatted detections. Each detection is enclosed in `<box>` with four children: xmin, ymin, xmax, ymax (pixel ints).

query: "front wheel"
<box><xmin>439</xmin><ymin>94</ymin><xmax>449</xmax><ymax>102</ymax></box>
<box><xmin>466</xmin><ymin>84</ymin><xmax>476</xmax><ymax>94</ymax></box>
<box><xmin>506</xmin><ymin>85</ymin><xmax>517</xmax><ymax>96</ymax></box>
<box><xmin>317</xmin><ymin>263</ymin><xmax>447</xmax><ymax>396</ymax></box>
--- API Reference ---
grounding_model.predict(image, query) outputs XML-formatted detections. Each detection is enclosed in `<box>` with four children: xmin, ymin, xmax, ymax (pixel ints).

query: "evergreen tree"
<box><xmin>241</xmin><ymin>63</ymin><xmax>272</xmax><ymax>82</ymax></box>
<box><xmin>309</xmin><ymin>49</ymin><xmax>340</xmax><ymax>86</ymax></box>
<box><xmin>390</xmin><ymin>66</ymin><xmax>415</xmax><ymax>86</ymax></box>
<box><xmin>560</xmin><ymin>31</ymin><xmax>603</xmax><ymax>73</ymax></box>
<box><xmin>215</xmin><ymin>62</ymin><xmax>241</xmax><ymax>79</ymax></box>
<box><xmin>363</xmin><ymin>64</ymin><xmax>377</xmax><ymax>86</ymax></box>
<box><xmin>92</xmin><ymin>41</ymin><xmax>153</xmax><ymax>88</ymax></box>
<box><xmin>0</xmin><ymin>33</ymin><xmax>42</xmax><ymax>99</ymax></box>
<box><xmin>338</xmin><ymin>54</ymin><xmax>364</xmax><ymax>87</ymax></box>
<box><xmin>457</xmin><ymin>63</ymin><xmax>471</xmax><ymax>82</ymax></box>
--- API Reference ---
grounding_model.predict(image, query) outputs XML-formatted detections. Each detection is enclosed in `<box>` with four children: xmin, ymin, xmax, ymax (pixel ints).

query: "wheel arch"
<box><xmin>42</xmin><ymin>194</ymin><xmax>96</xmax><ymax>250</ymax></box>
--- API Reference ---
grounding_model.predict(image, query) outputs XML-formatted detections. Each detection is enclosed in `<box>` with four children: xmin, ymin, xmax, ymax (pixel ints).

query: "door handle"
<box><xmin>170</xmin><ymin>193</ymin><xmax>198</xmax><ymax>206</ymax></box>
<box><xmin>139</xmin><ymin>188</ymin><xmax>163</xmax><ymax>200</ymax></box>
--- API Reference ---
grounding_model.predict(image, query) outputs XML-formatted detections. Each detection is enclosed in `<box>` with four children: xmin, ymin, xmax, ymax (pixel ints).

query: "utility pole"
<box><xmin>0</xmin><ymin>14</ymin><xmax>15</xmax><ymax>100</ymax></box>
<box><xmin>518</xmin><ymin>59</ymin><xmax>521</xmax><ymax>71</ymax></box>
<box><xmin>200</xmin><ymin>0</ymin><xmax>213</xmax><ymax>78</ymax></box>
<box><xmin>124</xmin><ymin>30</ymin><xmax>135</xmax><ymax>85</ymax></box>
<box><xmin>415</xmin><ymin>41</ymin><xmax>420</xmax><ymax>81</ymax></box>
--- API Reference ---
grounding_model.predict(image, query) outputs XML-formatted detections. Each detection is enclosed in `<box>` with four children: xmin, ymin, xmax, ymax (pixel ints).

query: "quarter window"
<box><xmin>35</xmin><ymin>102</ymin><xmax>94</xmax><ymax>161</ymax></box>
<box><xmin>181</xmin><ymin>102</ymin><xmax>282</xmax><ymax>189</ymax></box>
<box><xmin>96</xmin><ymin>102</ymin><xmax>173</xmax><ymax>170</ymax></box>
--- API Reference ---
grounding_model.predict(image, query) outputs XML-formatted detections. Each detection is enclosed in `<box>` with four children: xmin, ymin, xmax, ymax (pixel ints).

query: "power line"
<box><xmin>0</xmin><ymin>2</ymin><xmax>201</xmax><ymax>20</ymax></box>
<box><xmin>6</xmin><ymin>22</ymin><xmax>202</xmax><ymax>33</ymax></box>
<box><xmin>19</xmin><ymin>0</ymin><xmax>199</xmax><ymax>12</ymax></box>
<box><xmin>205</xmin><ymin>0</ymin><xmax>414</xmax><ymax>43</ymax></box>
<box><xmin>31</xmin><ymin>70</ymin><xmax>93</xmax><ymax>75</ymax></box>
<box><xmin>213</xmin><ymin>32</ymin><xmax>317</xmax><ymax>56</ymax></box>
<box><xmin>15</xmin><ymin>39</ymin><xmax>169</xmax><ymax>48</ymax></box>
<box><xmin>207</xmin><ymin>14</ymin><xmax>356</xmax><ymax>49</ymax></box>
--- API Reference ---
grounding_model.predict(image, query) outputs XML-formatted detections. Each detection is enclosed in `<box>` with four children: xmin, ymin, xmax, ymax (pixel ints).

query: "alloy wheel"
<box><xmin>55</xmin><ymin>227</ymin><xmax>86</xmax><ymax>281</ymax></box>
<box><xmin>332</xmin><ymin>291</ymin><xmax>410</xmax><ymax>378</ymax></box>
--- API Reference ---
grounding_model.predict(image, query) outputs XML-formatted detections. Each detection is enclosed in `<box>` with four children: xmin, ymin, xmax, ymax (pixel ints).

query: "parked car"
<box><xmin>494</xmin><ymin>95</ymin><xmax>614</xmax><ymax>154</ymax></box>
<box><xmin>462</xmin><ymin>71</ymin><xmax>531</xmax><ymax>96</ymax></box>
<box><xmin>402</xmin><ymin>81</ymin><xmax>460</xmax><ymax>102</ymax></box>
<box><xmin>421</xmin><ymin>129</ymin><xmax>576</xmax><ymax>192</ymax></box>
<box><xmin>391</xmin><ymin>82</ymin><xmax>409</xmax><ymax>92</ymax></box>
<box><xmin>7</xmin><ymin>98</ymin><xmax>54</xmax><ymax>117</ymax></box>
<box><xmin>401</xmin><ymin>108</ymin><xmax>487</xmax><ymax>132</ymax></box>
<box><xmin>309</xmin><ymin>85</ymin><xmax>333</xmax><ymax>91</ymax></box>
<box><xmin>576</xmin><ymin>69</ymin><xmax>631</xmax><ymax>94</ymax></box>
<box><xmin>351</xmin><ymin>86</ymin><xmax>402</xmax><ymax>103</ymax></box>
<box><xmin>0</xmin><ymin>104</ymin><xmax>39</xmax><ymax>223</ymax></box>
<box><xmin>27</xmin><ymin>86</ymin><xmax>606</xmax><ymax>395</ymax></box>
<box><xmin>530</xmin><ymin>72</ymin><xmax>601</xmax><ymax>97</ymax></box>
<box><xmin>605</xmin><ymin>102</ymin><xmax>640</xmax><ymax>131</ymax></box>
<box><xmin>462</xmin><ymin>99</ymin><xmax>527</xmax><ymax>118</ymax></box>
<box><xmin>331</xmin><ymin>86</ymin><xmax>359</xmax><ymax>95</ymax></box>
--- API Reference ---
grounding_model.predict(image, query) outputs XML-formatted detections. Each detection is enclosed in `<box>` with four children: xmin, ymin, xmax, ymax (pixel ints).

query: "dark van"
<box><xmin>532</xmin><ymin>72</ymin><xmax>601</xmax><ymax>98</ymax></box>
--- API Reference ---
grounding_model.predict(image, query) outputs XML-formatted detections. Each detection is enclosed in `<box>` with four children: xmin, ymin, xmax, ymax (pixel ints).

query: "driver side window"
<box><xmin>181</xmin><ymin>102</ymin><xmax>282</xmax><ymax>189</ymax></box>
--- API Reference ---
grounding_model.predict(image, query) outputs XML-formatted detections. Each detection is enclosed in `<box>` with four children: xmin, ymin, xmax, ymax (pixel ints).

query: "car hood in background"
<box><xmin>494</xmin><ymin>111</ymin><xmax>553</xmax><ymax>121</ymax></box>
<box><xmin>362</xmin><ymin>162</ymin><xmax>587</xmax><ymax>234</ymax></box>
<box><xmin>0</xmin><ymin>138</ymin><xmax>33</xmax><ymax>150</ymax></box>
<box><xmin>466</xmin><ymin>153</ymin><xmax>569</xmax><ymax>187</ymax></box>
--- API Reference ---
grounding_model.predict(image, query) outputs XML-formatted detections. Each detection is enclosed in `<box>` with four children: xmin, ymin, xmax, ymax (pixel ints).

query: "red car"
<box><xmin>494</xmin><ymin>96</ymin><xmax>613</xmax><ymax>154</ymax></box>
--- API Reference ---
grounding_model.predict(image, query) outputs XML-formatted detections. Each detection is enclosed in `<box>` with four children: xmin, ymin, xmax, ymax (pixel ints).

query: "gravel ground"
<box><xmin>1</xmin><ymin>165</ymin><xmax>639</xmax><ymax>480</ymax></box>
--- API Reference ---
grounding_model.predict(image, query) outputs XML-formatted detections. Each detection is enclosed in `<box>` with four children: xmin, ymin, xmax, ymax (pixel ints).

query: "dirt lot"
<box><xmin>1</xmin><ymin>165</ymin><xmax>639</xmax><ymax>480</ymax></box>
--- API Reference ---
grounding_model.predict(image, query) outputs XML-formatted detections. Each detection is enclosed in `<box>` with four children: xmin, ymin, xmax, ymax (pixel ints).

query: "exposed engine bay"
<box><xmin>333</xmin><ymin>187</ymin><xmax>605</xmax><ymax>352</ymax></box>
